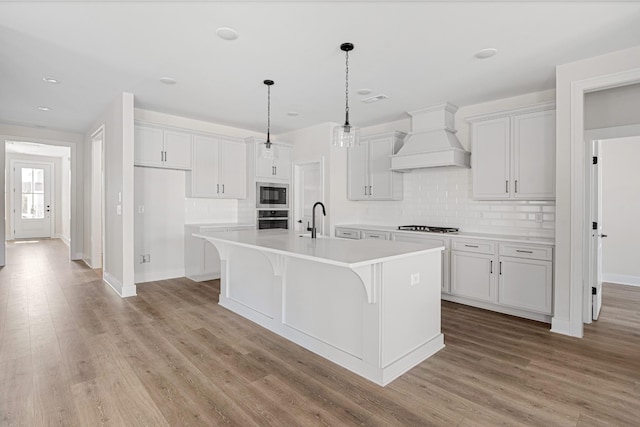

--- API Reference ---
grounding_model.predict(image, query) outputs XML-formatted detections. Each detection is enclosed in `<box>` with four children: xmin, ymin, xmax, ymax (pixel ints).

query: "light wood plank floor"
<box><xmin>1</xmin><ymin>239</ymin><xmax>639</xmax><ymax>426</ymax></box>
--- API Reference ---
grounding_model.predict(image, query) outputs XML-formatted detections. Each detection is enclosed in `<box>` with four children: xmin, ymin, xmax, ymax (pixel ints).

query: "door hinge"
<box><xmin>592</xmin><ymin>221</ymin><xmax>597</xmax><ymax>230</ymax></box>
<box><xmin>592</xmin><ymin>156</ymin><xmax>598</xmax><ymax>164</ymax></box>
<box><xmin>592</xmin><ymin>286</ymin><xmax>597</xmax><ymax>295</ymax></box>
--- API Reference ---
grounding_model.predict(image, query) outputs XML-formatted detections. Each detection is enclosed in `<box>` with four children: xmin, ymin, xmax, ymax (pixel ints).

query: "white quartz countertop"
<box><xmin>185</xmin><ymin>222</ymin><xmax>255</xmax><ymax>229</ymax></box>
<box><xmin>193</xmin><ymin>229</ymin><xmax>444</xmax><ymax>269</ymax></box>
<box><xmin>337</xmin><ymin>224</ymin><xmax>555</xmax><ymax>245</ymax></box>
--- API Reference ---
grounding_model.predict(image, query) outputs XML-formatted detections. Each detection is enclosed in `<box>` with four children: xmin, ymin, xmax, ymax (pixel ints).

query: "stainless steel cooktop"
<box><xmin>397</xmin><ymin>225</ymin><xmax>459</xmax><ymax>233</ymax></box>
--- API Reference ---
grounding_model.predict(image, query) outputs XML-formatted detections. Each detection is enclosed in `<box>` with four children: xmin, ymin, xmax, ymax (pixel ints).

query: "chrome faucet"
<box><xmin>309</xmin><ymin>202</ymin><xmax>326</xmax><ymax>239</ymax></box>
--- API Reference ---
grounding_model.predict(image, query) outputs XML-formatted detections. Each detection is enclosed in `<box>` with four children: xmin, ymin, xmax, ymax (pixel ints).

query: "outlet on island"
<box><xmin>140</xmin><ymin>254</ymin><xmax>151</xmax><ymax>264</ymax></box>
<box><xmin>410</xmin><ymin>273</ymin><xmax>420</xmax><ymax>286</ymax></box>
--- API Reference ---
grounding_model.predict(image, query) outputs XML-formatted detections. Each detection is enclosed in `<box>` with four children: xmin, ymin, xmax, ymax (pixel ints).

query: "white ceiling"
<box><xmin>5</xmin><ymin>140</ymin><xmax>70</xmax><ymax>158</ymax></box>
<box><xmin>1</xmin><ymin>1</ymin><xmax>639</xmax><ymax>135</ymax></box>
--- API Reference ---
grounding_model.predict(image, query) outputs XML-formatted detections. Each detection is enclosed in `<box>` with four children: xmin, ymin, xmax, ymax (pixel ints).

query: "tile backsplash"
<box><xmin>185</xmin><ymin>198</ymin><xmax>238</xmax><ymax>224</ymax></box>
<box><xmin>350</xmin><ymin>167</ymin><xmax>555</xmax><ymax>238</ymax></box>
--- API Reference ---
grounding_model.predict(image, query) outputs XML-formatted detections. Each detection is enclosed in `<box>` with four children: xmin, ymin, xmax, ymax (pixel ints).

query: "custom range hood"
<box><xmin>390</xmin><ymin>103</ymin><xmax>470</xmax><ymax>170</ymax></box>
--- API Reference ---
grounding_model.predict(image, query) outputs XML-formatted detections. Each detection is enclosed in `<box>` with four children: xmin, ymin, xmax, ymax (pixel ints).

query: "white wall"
<box><xmin>329</xmin><ymin>90</ymin><xmax>557</xmax><ymax>237</ymax></box>
<box><xmin>555</xmin><ymin>44</ymin><xmax>640</xmax><ymax>337</ymax></box>
<box><xmin>4</xmin><ymin>153</ymin><xmax>63</xmax><ymax>239</ymax></box>
<box><xmin>85</xmin><ymin>92</ymin><xmax>135</xmax><ymax>297</ymax></box>
<box><xmin>601</xmin><ymin>136</ymin><xmax>640</xmax><ymax>286</ymax></box>
<box><xmin>60</xmin><ymin>153</ymin><xmax>71</xmax><ymax>244</ymax></box>
<box><xmin>0</xmin><ymin>124</ymin><xmax>83</xmax><ymax>266</ymax></box>
<box><xmin>585</xmin><ymin>83</ymin><xmax>640</xmax><ymax>130</ymax></box>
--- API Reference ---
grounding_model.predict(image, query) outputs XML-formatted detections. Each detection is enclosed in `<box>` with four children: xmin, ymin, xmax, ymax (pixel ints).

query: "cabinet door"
<box><xmin>273</xmin><ymin>145</ymin><xmax>291</xmax><ymax>180</ymax></box>
<box><xmin>498</xmin><ymin>256</ymin><xmax>552</xmax><ymax>314</ymax></box>
<box><xmin>163</xmin><ymin>130</ymin><xmax>192</xmax><ymax>170</ymax></box>
<box><xmin>450</xmin><ymin>251</ymin><xmax>495</xmax><ymax>302</ymax></box>
<box><xmin>255</xmin><ymin>144</ymin><xmax>276</xmax><ymax>179</ymax></box>
<box><xmin>368</xmin><ymin>137</ymin><xmax>395</xmax><ymax>200</ymax></box>
<box><xmin>512</xmin><ymin>110</ymin><xmax>556</xmax><ymax>200</ymax></box>
<box><xmin>219</xmin><ymin>140</ymin><xmax>246</xmax><ymax>199</ymax></box>
<box><xmin>187</xmin><ymin>136</ymin><xmax>219</xmax><ymax>198</ymax></box>
<box><xmin>347</xmin><ymin>143</ymin><xmax>368</xmax><ymax>200</ymax></box>
<box><xmin>472</xmin><ymin>117</ymin><xmax>511</xmax><ymax>199</ymax></box>
<box><xmin>134</xmin><ymin>125</ymin><xmax>164</xmax><ymax>167</ymax></box>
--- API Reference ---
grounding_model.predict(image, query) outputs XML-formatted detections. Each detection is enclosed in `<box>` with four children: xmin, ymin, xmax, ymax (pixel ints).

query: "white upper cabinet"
<box><xmin>255</xmin><ymin>142</ymin><xmax>292</xmax><ymax>182</ymax></box>
<box><xmin>134</xmin><ymin>123</ymin><xmax>192</xmax><ymax>170</ymax></box>
<box><xmin>186</xmin><ymin>135</ymin><xmax>246</xmax><ymax>199</ymax></box>
<box><xmin>512</xmin><ymin>110</ymin><xmax>556</xmax><ymax>199</ymax></box>
<box><xmin>468</xmin><ymin>103</ymin><xmax>556</xmax><ymax>200</ymax></box>
<box><xmin>471</xmin><ymin>117</ymin><xmax>511</xmax><ymax>199</ymax></box>
<box><xmin>347</xmin><ymin>131</ymin><xmax>406</xmax><ymax>201</ymax></box>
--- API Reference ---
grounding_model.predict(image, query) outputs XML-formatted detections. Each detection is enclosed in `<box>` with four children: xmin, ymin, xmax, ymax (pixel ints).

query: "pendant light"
<box><xmin>333</xmin><ymin>42</ymin><xmax>360</xmax><ymax>148</ymax></box>
<box><xmin>262</xmin><ymin>79</ymin><xmax>276</xmax><ymax>160</ymax></box>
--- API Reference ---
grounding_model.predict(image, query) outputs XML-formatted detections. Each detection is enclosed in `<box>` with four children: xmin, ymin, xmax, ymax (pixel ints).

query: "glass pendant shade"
<box><xmin>333</xmin><ymin>123</ymin><xmax>360</xmax><ymax>148</ymax></box>
<box><xmin>333</xmin><ymin>42</ymin><xmax>359</xmax><ymax>148</ymax></box>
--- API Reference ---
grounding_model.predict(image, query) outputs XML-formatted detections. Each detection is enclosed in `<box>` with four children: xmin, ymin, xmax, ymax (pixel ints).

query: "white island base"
<box><xmin>195</xmin><ymin>230</ymin><xmax>444</xmax><ymax>386</ymax></box>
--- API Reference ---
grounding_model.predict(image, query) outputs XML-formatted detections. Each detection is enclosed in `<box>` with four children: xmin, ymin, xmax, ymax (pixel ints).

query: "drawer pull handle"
<box><xmin>516</xmin><ymin>250</ymin><xmax>533</xmax><ymax>254</ymax></box>
<box><xmin>370</xmin><ymin>235</ymin><xmax>380</xmax><ymax>238</ymax></box>
<box><xmin>464</xmin><ymin>244</ymin><xmax>479</xmax><ymax>248</ymax></box>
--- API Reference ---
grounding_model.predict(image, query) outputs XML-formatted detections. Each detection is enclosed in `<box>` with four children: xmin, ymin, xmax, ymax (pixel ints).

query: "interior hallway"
<box><xmin>0</xmin><ymin>239</ymin><xmax>639</xmax><ymax>426</ymax></box>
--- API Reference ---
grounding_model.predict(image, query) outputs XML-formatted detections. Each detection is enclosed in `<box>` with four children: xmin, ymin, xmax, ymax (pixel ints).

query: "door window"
<box><xmin>21</xmin><ymin>168</ymin><xmax>45</xmax><ymax>219</ymax></box>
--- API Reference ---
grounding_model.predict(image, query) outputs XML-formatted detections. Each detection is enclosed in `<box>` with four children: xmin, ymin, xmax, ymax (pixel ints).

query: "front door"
<box><xmin>13</xmin><ymin>162</ymin><xmax>53</xmax><ymax>239</ymax></box>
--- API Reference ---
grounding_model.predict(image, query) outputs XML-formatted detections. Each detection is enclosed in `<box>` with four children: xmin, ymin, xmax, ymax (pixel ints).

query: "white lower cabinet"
<box><xmin>185</xmin><ymin>224</ymin><xmax>254</xmax><ymax>281</ymax></box>
<box><xmin>498</xmin><ymin>256</ymin><xmax>553</xmax><ymax>315</ymax></box>
<box><xmin>336</xmin><ymin>225</ymin><xmax>554</xmax><ymax>322</ymax></box>
<box><xmin>450</xmin><ymin>251</ymin><xmax>495</xmax><ymax>302</ymax></box>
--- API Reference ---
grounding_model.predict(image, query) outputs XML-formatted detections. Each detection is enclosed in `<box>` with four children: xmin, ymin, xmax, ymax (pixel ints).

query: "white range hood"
<box><xmin>390</xmin><ymin>103</ymin><xmax>470</xmax><ymax>170</ymax></box>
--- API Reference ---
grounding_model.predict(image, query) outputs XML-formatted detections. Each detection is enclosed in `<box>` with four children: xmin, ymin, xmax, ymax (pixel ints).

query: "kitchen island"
<box><xmin>193</xmin><ymin>229</ymin><xmax>445</xmax><ymax>386</ymax></box>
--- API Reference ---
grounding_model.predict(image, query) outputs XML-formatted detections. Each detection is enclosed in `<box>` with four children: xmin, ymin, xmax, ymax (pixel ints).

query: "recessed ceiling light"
<box><xmin>361</xmin><ymin>94</ymin><xmax>388</xmax><ymax>104</ymax></box>
<box><xmin>216</xmin><ymin>27</ymin><xmax>239</xmax><ymax>41</ymax></box>
<box><xmin>37</xmin><ymin>106</ymin><xmax>51</xmax><ymax>111</ymax></box>
<box><xmin>159</xmin><ymin>77</ymin><xmax>177</xmax><ymax>85</ymax></box>
<box><xmin>42</xmin><ymin>77</ymin><xmax>59</xmax><ymax>84</ymax></box>
<box><xmin>357</xmin><ymin>88</ymin><xmax>372</xmax><ymax>95</ymax></box>
<box><xmin>287</xmin><ymin>112</ymin><xmax>300</xmax><ymax>117</ymax></box>
<box><xmin>475</xmin><ymin>48</ymin><xmax>498</xmax><ymax>59</ymax></box>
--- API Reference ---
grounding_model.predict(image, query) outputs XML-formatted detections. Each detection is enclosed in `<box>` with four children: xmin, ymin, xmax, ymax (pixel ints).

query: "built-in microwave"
<box><xmin>256</xmin><ymin>182</ymin><xmax>289</xmax><ymax>209</ymax></box>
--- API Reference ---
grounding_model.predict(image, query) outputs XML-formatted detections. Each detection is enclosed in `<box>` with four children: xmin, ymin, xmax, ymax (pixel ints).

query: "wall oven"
<box><xmin>256</xmin><ymin>182</ymin><xmax>289</xmax><ymax>209</ymax></box>
<box><xmin>257</xmin><ymin>210</ymin><xmax>289</xmax><ymax>230</ymax></box>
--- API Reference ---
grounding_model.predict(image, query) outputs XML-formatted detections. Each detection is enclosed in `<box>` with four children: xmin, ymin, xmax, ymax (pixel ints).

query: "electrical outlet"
<box><xmin>140</xmin><ymin>254</ymin><xmax>151</xmax><ymax>264</ymax></box>
<box><xmin>410</xmin><ymin>273</ymin><xmax>420</xmax><ymax>286</ymax></box>
<box><xmin>535</xmin><ymin>213</ymin><xmax>543</xmax><ymax>223</ymax></box>
<box><xmin>138</xmin><ymin>205</ymin><xmax>145</xmax><ymax>214</ymax></box>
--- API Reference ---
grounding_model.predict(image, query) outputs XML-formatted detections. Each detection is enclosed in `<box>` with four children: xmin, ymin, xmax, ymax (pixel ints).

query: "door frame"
<box><xmin>293</xmin><ymin>158</ymin><xmax>325</xmax><ymax>235</ymax></box>
<box><xmin>90</xmin><ymin>126</ymin><xmax>105</xmax><ymax>270</ymax></box>
<box><xmin>583</xmin><ymin>124</ymin><xmax>640</xmax><ymax>323</ymax></box>
<box><xmin>9</xmin><ymin>159</ymin><xmax>55</xmax><ymax>240</ymax></box>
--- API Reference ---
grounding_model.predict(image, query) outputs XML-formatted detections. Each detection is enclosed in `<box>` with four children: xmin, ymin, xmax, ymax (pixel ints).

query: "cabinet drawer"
<box><xmin>499</xmin><ymin>244</ymin><xmax>552</xmax><ymax>261</ymax></box>
<box><xmin>335</xmin><ymin>228</ymin><xmax>361</xmax><ymax>239</ymax></box>
<box><xmin>361</xmin><ymin>231</ymin><xmax>389</xmax><ymax>240</ymax></box>
<box><xmin>452</xmin><ymin>239</ymin><xmax>496</xmax><ymax>254</ymax></box>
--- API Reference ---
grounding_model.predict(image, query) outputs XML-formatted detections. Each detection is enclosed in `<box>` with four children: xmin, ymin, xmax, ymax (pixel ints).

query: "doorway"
<box><xmin>294</xmin><ymin>159</ymin><xmax>325</xmax><ymax>235</ymax></box>
<box><xmin>11</xmin><ymin>160</ymin><xmax>53</xmax><ymax>239</ymax></box>
<box><xmin>585</xmin><ymin>126</ymin><xmax>640</xmax><ymax>322</ymax></box>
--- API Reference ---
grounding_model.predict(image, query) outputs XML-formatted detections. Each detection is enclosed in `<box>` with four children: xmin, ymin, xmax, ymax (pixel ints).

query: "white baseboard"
<box><xmin>55</xmin><ymin>233</ymin><xmax>71</xmax><ymax>247</ymax></box>
<box><xmin>135</xmin><ymin>268</ymin><xmax>186</xmax><ymax>284</ymax></box>
<box><xmin>104</xmin><ymin>271</ymin><xmax>137</xmax><ymax>298</ymax></box>
<box><xmin>603</xmin><ymin>273</ymin><xmax>640</xmax><ymax>287</ymax></box>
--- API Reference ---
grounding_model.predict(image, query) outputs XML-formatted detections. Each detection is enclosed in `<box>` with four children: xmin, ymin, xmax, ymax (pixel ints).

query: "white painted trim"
<box><xmin>465</xmin><ymin>101</ymin><xmax>555</xmax><ymax>123</ymax></box>
<box><xmin>135</xmin><ymin>269</ymin><xmax>186</xmax><ymax>284</ymax></box>
<box><xmin>603</xmin><ymin>274</ymin><xmax>640</xmax><ymax>287</ymax></box>
<box><xmin>567</xmin><ymin>66</ymin><xmax>640</xmax><ymax>338</ymax></box>
<box><xmin>56</xmin><ymin>233</ymin><xmax>71</xmax><ymax>247</ymax></box>
<box><xmin>104</xmin><ymin>270</ymin><xmax>137</xmax><ymax>298</ymax></box>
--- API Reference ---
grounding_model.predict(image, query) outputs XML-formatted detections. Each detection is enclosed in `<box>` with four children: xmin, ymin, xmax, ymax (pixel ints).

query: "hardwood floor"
<box><xmin>1</xmin><ymin>239</ymin><xmax>639</xmax><ymax>426</ymax></box>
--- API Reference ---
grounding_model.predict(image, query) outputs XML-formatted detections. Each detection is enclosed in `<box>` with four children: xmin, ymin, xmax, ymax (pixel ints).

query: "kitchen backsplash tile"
<box><xmin>351</xmin><ymin>167</ymin><xmax>555</xmax><ymax>238</ymax></box>
<box><xmin>185</xmin><ymin>198</ymin><xmax>238</xmax><ymax>224</ymax></box>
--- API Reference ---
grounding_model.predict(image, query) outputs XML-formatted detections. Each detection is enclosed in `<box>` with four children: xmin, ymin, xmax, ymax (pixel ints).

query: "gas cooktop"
<box><xmin>397</xmin><ymin>225</ymin><xmax>459</xmax><ymax>234</ymax></box>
